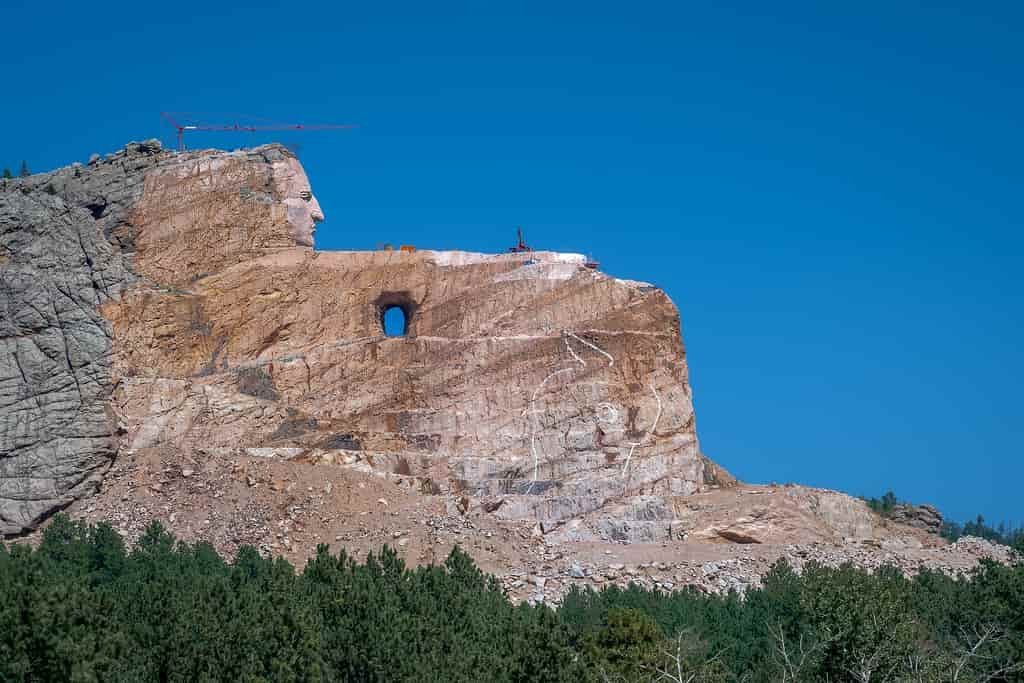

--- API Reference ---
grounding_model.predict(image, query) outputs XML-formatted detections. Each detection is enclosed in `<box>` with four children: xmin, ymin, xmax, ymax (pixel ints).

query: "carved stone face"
<box><xmin>274</xmin><ymin>156</ymin><xmax>324</xmax><ymax>247</ymax></box>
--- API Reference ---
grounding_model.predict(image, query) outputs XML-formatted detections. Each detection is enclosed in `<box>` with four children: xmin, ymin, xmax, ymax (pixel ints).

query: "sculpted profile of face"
<box><xmin>275</xmin><ymin>156</ymin><xmax>324</xmax><ymax>247</ymax></box>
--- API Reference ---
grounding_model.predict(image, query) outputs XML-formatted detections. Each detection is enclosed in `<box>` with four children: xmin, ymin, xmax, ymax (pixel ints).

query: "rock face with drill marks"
<box><xmin>1</xmin><ymin>140</ymin><xmax>719</xmax><ymax>537</ymax></box>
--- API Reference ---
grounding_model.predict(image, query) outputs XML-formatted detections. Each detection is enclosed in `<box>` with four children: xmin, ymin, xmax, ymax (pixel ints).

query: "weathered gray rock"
<box><xmin>0</xmin><ymin>141</ymin><xmax>168</xmax><ymax>534</ymax></box>
<box><xmin>890</xmin><ymin>503</ymin><xmax>943</xmax><ymax>534</ymax></box>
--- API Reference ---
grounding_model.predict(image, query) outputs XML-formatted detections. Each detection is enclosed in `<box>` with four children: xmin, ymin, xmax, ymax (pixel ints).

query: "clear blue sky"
<box><xmin>4</xmin><ymin>1</ymin><xmax>1021</xmax><ymax>525</ymax></box>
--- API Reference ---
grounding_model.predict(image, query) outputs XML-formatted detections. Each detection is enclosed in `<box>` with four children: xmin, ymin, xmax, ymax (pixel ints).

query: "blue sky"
<box><xmin>3</xmin><ymin>1</ymin><xmax>1021</xmax><ymax>524</ymax></box>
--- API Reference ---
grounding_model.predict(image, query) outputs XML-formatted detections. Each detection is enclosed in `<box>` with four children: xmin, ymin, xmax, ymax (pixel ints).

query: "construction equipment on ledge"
<box><xmin>584</xmin><ymin>254</ymin><xmax>600</xmax><ymax>269</ymax></box>
<box><xmin>160</xmin><ymin>112</ymin><xmax>357</xmax><ymax>152</ymax></box>
<box><xmin>507</xmin><ymin>225</ymin><xmax>533</xmax><ymax>253</ymax></box>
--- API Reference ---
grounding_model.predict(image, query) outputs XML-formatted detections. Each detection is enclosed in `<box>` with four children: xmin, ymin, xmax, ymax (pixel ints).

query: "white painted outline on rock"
<box><xmin>621</xmin><ymin>381</ymin><xmax>662</xmax><ymax>477</ymax></box>
<box><xmin>563</xmin><ymin>334</ymin><xmax>585</xmax><ymax>367</ymax></box>
<box><xmin>525</xmin><ymin>330</ymin><xmax>663</xmax><ymax>492</ymax></box>
<box><xmin>523</xmin><ymin>331</ymin><xmax>614</xmax><ymax>493</ymax></box>
<box><xmin>523</xmin><ymin>367</ymin><xmax>576</xmax><ymax>494</ymax></box>
<box><xmin>596</xmin><ymin>402</ymin><xmax>619</xmax><ymax>425</ymax></box>
<box><xmin>565</xmin><ymin>331</ymin><xmax>614</xmax><ymax>367</ymax></box>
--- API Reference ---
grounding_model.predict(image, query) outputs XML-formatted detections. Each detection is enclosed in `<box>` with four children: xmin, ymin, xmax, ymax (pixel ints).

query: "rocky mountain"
<box><xmin>1</xmin><ymin>141</ymin><xmax>1010</xmax><ymax>591</ymax></box>
<box><xmin>2</xmin><ymin>140</ymin><xmax>716</xmax><ymax>533</ymax></box>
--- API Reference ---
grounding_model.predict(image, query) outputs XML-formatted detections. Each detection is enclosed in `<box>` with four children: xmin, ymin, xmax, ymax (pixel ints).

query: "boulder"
<box><xmin>889</xmin><ymin>503</ymin><xmax>943</xmax><ymax>534</ymax></box>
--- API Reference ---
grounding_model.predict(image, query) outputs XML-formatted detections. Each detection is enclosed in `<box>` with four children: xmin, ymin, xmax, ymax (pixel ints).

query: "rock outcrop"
<box><xmin>889</xmin><ymin>503</ymin><xmax>944</xmax><ymax>534</ymax></box>
<box><xmin>2</xmin><ymin>141</ymin><xmax>719</xmax><ymax>536</ymax></box>
<box><xmin>0</xmin><ymin>142</ymin><xmax>166</xmax><ymax>533</ymax></box>
<box><xmin>7</xmin><ymin>141</ymin><xmax>997</xmax><ymax>598</ymax></box>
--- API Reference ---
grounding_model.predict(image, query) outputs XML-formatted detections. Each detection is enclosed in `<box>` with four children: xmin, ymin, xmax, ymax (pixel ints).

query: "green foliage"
<box><xmin>800</xmin><ymin>563</ymin><xmax>922</xmax><ymax>679</ymax></box>
<box><xmin>942</xmin><ymin>513</ymin><xmax>1024</xmax><ymax>548</ymax></box>
<box><xmin>581</xmin><ymin>607</ymin><xmax>663</xmax><ymax>680</ymax></box>
<box><xmin>19</xmin><ymin>160</ymin><xmax>30</xmax><ymax>177</ymax></box>
<box><xmin>2</xmin><ymin>167</ymin><xmax>12</xmax><ymax>179</ymax></box>
<box><xmin>1</xmin><ymin>516</ymin><xmax>1023</xmax><ymax>681</ymax></box>
<box><xmin>863</xmin><ymin>491</ymin><xmax>1024</xmax><ymax>550</ymax></box>
<box><xmin>864</xmin><ymin>489</ymin><xmax>900</xmax><ymax>516</ymax></box>
<box><xmin>561</xmin><ymin>557</ymin><xmax>1024</xmax><ymax>681</ymax></box>
<box><xmin>0</xmin><ymin>518</ymin><xmax>584</xmax><ymax>682</ymax></box>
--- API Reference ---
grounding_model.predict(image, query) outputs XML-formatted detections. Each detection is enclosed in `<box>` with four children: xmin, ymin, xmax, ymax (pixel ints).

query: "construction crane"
<box><xmin>160</xmin><ymin>112</ymin><xmax>357</xmax><ymax>152</ymax></box>
<box><xmin>507</xmin><ymin>225</ymin><xmax>533</xmax><ymax>253</ymax></box>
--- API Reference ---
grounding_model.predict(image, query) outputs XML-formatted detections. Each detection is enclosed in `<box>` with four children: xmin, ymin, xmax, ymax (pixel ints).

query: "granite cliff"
<box><xmin>2</xmin><ymin>140</ymin><xmax>714</xmax><ymax>536</ymax></box>
<box><xmin>0</xmin><ymin>142</ymin><xmax>165</xmax><ymax>533</ymax></box>
<box><xmin>4</xmin><ymin>142</ymin><xmax>1004</xmax><ymax>596</ymax></box>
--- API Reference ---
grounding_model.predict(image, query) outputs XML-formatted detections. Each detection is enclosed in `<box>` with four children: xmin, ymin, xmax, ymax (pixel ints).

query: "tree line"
<box><xmin>941</xmin><ymin>515</ymin><xmax>1024</xmax><ymax>549</ymax></box>
<box><xmin>865</xmin><ymin>490</ymin><xmax>1024</xmax><ymax>550</ymax></box>
<box><xmin>1</xmin><ymin>515</ymin><xmax>1022</xmax><ymax>682</ymax></box>
<box><xmin>2</xmin><ymin>161</ymin><xmax>30</xmax><ymax>178</ymax></box>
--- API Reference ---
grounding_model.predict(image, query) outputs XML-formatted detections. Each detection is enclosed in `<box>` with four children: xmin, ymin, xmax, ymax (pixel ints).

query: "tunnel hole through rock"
<box><xmin>383</xmin><ymin>306</ymin><xmax>407</xmax><ymax>336</ymax></box>
<box><xmin>375</xmin><ymin>291</ymin><xmax>416</xmax><ymax>337</ymax></box>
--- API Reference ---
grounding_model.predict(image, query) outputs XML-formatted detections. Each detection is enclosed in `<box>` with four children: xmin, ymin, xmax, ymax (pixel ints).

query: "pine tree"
<box><xmin>19</xmin><ymin>161</ymin><xmax>30</xmax><ymax>177</ymax></box>
<box><xmin>2</xmin><ymin>168</ymin><xmax>12</xmax><ymax>179</ymax></box>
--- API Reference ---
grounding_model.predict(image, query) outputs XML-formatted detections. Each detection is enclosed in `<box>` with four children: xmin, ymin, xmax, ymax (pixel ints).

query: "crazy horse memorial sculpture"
<box><xmin>0</xmin><ymin>141</ymin><xmax>724</xmax><ymax>537</ymax></box>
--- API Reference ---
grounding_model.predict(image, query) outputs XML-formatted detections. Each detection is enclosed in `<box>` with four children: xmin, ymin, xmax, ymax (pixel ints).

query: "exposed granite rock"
<box><xmin>889</xmin><ymin>503</ymin><xmax>944</xmax><ymax>534</ymax></box>
<box><xmin>4</xmin><ymin>141</ymin><xmax>950</xmax><ymax>559</ymax></box>
<box><xmin>0</xmin><ymin>141</ymin><xmax>168</xmax><ymax>534</ymax></box>
<box><xmin>3</xmin><ymin>141</ymin><xmax>714</xmax><ymax>535</ymax></box>
<box><xmin>563</xmin><ymin>484</ymin><xmax>923</xmax><ymax>545</ymax></box>
<box><xmin>105</xmin><ymin>142</ymin><xmax>709</xmax><ymax>525</ymax></box>
<box><xmin>506</xmin><ymin>535</ymin><xmax>1016</xmax><ymax>605</ymax></box>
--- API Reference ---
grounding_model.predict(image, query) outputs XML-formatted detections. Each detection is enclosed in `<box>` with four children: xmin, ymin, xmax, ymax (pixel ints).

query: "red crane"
<box><xmin>507</xmin><ymin>225</ymin><xmax>533</xmax><ymax>253</ymax></box>
<box><xmin>160</xmin><ymin>112</ymin><xmax>357</xmax><ymax>151</ymax></box>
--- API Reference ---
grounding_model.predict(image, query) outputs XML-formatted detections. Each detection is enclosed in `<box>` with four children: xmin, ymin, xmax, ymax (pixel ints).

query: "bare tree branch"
<box><xmin>767</xmin><ymin>621</ymin><xmax>835</xmax><ymax>682</ymax></box>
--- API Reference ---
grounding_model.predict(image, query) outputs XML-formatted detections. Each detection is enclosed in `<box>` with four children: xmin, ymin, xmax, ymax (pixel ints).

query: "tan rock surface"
<box><xmin>100</xmin><ymin>144</ymin><xmax>710</xmax><ymax>528</ymax></box>
<box><xmin>8</xmin><ymin>141</ymin><xmax>1009</xmax><ymax>598</ymax></box>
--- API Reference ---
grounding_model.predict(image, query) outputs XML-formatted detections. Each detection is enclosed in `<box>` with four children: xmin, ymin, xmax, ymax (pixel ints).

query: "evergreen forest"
<box><xmin>1</xmin><ymin>516</ymin><xmax>1022</xmax><ymax>682</ymax></box>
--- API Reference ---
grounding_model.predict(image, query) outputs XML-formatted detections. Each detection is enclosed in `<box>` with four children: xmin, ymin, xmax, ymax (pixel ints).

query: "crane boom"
<box><xmin>161</xmin><ymin>112</ymin><xmax>356</xmax><ymax>151</ymax></box>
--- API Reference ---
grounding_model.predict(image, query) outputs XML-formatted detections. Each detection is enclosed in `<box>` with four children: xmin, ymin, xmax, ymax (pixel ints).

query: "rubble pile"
<box><xmin>500</xmin><ymin>536</ymin><xmax>1016</xmax><ymax>606</ymax></box>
